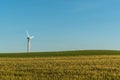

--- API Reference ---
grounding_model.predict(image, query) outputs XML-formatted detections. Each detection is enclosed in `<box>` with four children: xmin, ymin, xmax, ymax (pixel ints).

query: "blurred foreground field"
<box><xmin>0</xmin><ymin>56</ymin><xmax>120</xmax><ymax>80</ymax></box>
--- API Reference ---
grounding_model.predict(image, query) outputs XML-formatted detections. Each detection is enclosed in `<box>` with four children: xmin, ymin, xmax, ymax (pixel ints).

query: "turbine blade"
<box><xmin>30</xmin><ymin>36</ymin><xmax>34</xmax><ymax>39</ymax></box>
<box><xmin>27</xmin><ymin>31</ymin><xmax>30</xmax><ymax>37</ymax></box>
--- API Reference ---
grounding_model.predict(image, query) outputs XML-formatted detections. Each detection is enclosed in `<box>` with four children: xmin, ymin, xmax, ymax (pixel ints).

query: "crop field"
<box><xmin>0</xmin><ymin>51</ymin><xmax>120</xmax><ymax>80</ymax></box>
<box><xmin>1</xmin><ymin>50</ymin><xmax>120</xmax><ymax>57</ymax></box>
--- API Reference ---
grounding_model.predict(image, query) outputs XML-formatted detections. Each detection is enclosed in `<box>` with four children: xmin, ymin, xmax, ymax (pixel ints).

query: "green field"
<box><xmin>0</xmin><ymin>50</ymin><xmax>120</xmax><ymax>57</ymax></box>
<box><xmin>0</xmin><ymin>50</ymin><xmax>120</xmax><ymax>80</ymax></box>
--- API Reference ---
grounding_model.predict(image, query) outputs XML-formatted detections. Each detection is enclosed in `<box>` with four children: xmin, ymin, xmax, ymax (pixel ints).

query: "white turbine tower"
<box><xmin>27</xmin><ymin>32</ymin><xmax>34</xmax><ymax>53</ymax></box>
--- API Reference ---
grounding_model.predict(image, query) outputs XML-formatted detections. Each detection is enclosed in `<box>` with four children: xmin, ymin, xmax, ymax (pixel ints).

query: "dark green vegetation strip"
<box><xmin>0</xmin><ymin>50</ymin><xmax>120</xmax><ymax>57</ymax></box>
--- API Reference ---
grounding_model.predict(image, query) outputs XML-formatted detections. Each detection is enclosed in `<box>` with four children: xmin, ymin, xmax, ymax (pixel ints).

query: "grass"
<box><xmin>0</xmin><ymin>50</ymin><xmax>120</xmax><ymax>80</ymax></box>
<box><xmin>0</xmin><ymin>56</ymin><xmax>120</xmax><ymax>80</ymax></box>
<box><xmin>0</xmin><ymin>50</ymin><xmax>120</xmax><ymax>57</ymax></box>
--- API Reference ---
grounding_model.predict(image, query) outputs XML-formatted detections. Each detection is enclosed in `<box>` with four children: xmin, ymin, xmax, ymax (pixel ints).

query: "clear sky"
<box><xmin>0</xmin><ymin>0</ymin><xmax>120</xmax><ymax>52</ymax></box>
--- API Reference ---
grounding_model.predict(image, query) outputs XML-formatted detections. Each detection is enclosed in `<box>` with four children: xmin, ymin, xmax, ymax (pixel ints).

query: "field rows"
<box><xmin>0</xmin><ymin>56</ymin><xmax>120</xmax><ymax>80</ymax></box>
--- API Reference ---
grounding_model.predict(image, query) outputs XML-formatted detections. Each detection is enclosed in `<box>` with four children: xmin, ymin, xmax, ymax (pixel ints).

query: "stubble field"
<box><xmin>0</xmin><ymin>55</ymin><xmax>120</xmax><ymax>80</ymax></box>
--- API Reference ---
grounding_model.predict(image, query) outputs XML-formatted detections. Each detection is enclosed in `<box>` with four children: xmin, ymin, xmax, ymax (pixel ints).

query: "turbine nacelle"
<box><xmin>27</xmin><ymin>32</ymin><xmax>34</xmax><ymax>39</ymax></box>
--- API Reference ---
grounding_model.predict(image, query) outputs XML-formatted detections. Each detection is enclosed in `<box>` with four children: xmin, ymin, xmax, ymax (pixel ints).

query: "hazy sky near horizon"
<box><xmin>0</xmin><ymin>0</ymin><xmax>120</xmax><ymax>52</ymax></box>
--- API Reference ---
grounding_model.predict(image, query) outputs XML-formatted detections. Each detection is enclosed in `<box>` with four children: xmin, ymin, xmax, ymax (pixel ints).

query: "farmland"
<box><xmin>1</xmin><ymin>50</ymin><xmax>120</xmax><ymax>57</ymax></box>
<box><xmin>0</xmin><ymin>50</ymin><xmax>120</xmax><ymax>80</ymax></box>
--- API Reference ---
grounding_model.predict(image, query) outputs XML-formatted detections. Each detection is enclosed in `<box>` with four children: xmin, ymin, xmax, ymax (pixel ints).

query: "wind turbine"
<box><xmin>27</xmin><ymin>32</ymin><xmax>34</xmax><ymax>53</ymax></box>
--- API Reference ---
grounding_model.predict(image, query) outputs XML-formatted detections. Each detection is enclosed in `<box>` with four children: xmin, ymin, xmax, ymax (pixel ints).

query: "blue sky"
<box><xmin>0</xmin><ymin>0</ymin><xmax>120</xmax><ymax>52</ymax></box>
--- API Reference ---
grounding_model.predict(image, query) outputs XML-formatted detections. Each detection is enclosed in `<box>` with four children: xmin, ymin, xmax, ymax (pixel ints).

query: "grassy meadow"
<box><xmin>0</xmin><ymin>50</ymin><xmax>120</xmax><ymax>80</ymax></box>
<box><xmin>1</xmin><ymin>50</ymin><xmax>120</xmax><ymax>57</ymax></box>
